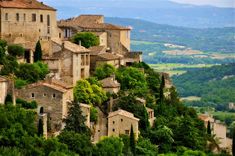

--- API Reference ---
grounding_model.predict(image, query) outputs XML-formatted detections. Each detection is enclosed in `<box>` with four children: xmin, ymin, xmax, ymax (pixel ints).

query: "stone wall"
<box><xmin>0</xmin><ymin>8</ymin><xmax>58</xmax><ymax>48</ymax></box>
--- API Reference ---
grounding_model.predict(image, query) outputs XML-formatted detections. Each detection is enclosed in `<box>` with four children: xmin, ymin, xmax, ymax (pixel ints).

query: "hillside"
<box><xmin>106</xmin><ymin>17</ymin><xmax>235</xmax><ymax>54</ymax></box>
<box><xmin>43</xmin><ymin>0</ymin><xmax>235</xmax><ymax>28</ymax></box>
<box><xmin>172</xmin><ymin>63</ymin><xmax>235</xmax><ymax>109</ymax></box>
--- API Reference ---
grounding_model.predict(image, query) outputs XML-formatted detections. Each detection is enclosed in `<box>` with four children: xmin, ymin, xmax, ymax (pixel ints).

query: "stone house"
<box><xmin>100</xmin><ymin>76</ymin><xmax>120</xmax><ymax>94</ymax></box>
<box><xmin>146</xmin><ymin>107</ymin><xmax>156</xmax><ymax>127</ymax></box>
<box><xmin>15</xmin><ymin>79</ymin><xmax>73</xmax><ymax>133</ymax></box>
<box><xmin>43</xmin><ymin>39</ymin><xmax>90</xmax><ymax>86</ymax></box>
<box><xmin>89</xmin><ymin>45</ymin><xmax>122</xmax><ymax>71</ymax></box>
<box><xmin>0</xmin><ymin>76</ymin><xmax>8</xmax><ymax>104</ymax></box>
<box><xmin>57</xmin><ymin>15</ymin><xmax>142</xmax><ymax>66</ymax></box>
<box><xmin>108</xmin><ymin>109</ymin><xmax>139</xmax><ymax>139</ymax></box>
<box><xmin>0</xmin><ymin>0</ymin><xmax>61</xmax><ymax>63</ymax></box>
<box><xmin>199</xmin><ymin>114</ymin><xmax>232</xmax><ymax>152</ymax></box>
<box><xmin>80</xmin><ymin>103</ymin><xmax>91</xmax><ymax>128</ymax></box>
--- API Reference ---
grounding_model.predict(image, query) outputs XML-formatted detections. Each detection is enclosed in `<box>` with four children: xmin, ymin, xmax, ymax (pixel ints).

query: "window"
<box><xmin>31</xmin><ymin>93</ymin><xmax>35</xmax><ymax>98</ymax></box>
<box><xmin>16</xmin><ymin>13</ymin><xmax>19</xmax><ymax>21</ymax></box>
<box><xmin>32</xmin><ymin>13</ymin><xmax>36</xmax><ymax>22</ymax></box>
<box><xmin>59</xmin><ymin>33</ymin><xmax>61</xmax><ymax>38</ymax></box>
<box><xmin>5</xmin><ymin>13</ymin><xmax>8</xmax><ymax>21</ymax></box>
<box><xmin>47</xmin><ymin>15</ymin><xmax>50</xmax><ymax>26</ymax></box>
<box><xmin>52</xmin><ymin>94</ymin><xmax>56</xmax><ymax>98</ymax></box>
<box><xmin>98</xmin><ymin>130</ymin><xmax>100</xmax><ymax>132</ymax></box>
<box><xmin>112</xmin><ymin>129</ymin><xmax>115</xmax><ymax>132</ymax></box>
<box><xmin>121</xmin><ymin>119</ymin><xmax>123</xmax><ymax>122</ymax></box>
<box><xmin>47</xmin><ymin>27</ymin><xmax>50</xmax><ymax>34</ymax></box>
<box><xmin>23</xmin><ymin>14</ymin><xmax>26</xmax><ymax>21</ymax></box>
<box><xmin>125</xmin><ymin>130</ymin><xmax>129</xmax><ymax>135</ymax></box>
<box><xmin>40</xmin><ymin>14</ymin><xmax>43</xmax><ymax>22</ymax></box>
<box><xmin>43</xmin><ymin>93</ymin><xmax>47</xmax><ymax>97</ymax></box>
<box><xmin>113</xmin><ymin>121</ymin><xmax>115</xmax><ymax>124</ymax></box>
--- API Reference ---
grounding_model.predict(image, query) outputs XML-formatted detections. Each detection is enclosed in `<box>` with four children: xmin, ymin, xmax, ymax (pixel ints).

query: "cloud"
<box><xmin>170</xmin><ymin>0</ymin><xmax>235</xmax><ymax>8</ymax></box>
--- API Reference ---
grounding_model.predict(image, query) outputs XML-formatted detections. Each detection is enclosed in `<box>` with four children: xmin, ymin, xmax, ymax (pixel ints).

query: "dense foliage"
<box><xmin>71</xmin><ymin>32</ymin><xmax>100</xmax><ymax>48</ymax></box>
<box><xmin>34</xmin><ymin>41</ymin><xmax>43</xmax><ymax>62</ymax></box>
<box><xmin>94</xmin><ymin>63</ymin><xmax>116</xmax><ymax>80</ymax></box>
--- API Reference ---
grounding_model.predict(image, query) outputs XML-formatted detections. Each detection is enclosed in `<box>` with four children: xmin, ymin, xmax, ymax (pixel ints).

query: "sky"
<box><xmin>41</xmin><ymin>0</ymin><xmax>235</xmax><ymax>8</ymax></box>
<box><xmin>170</xmin><ymin>0</ymin><xmax>235</xmax><ymax>8</ymax></box>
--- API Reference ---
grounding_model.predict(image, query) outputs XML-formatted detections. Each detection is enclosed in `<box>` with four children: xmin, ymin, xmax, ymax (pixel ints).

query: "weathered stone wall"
<box><xmin>16</xmin><ymin>86</ymin><xmax>66</xmax><ymax>131</ymax></box>
<box><xmin>0</xmin><ymin>81</ymin><xmax>8</xmax><ymax>104</ymax></box>
<box><xmin>108</xmin><ymin>114</ymin><xmax>139</xmax><ymax>139</ymax></box>
<box><xmin>0</xmin><ymin>8</ymin><xmax>58</xmax><ymax>47</ymax></box>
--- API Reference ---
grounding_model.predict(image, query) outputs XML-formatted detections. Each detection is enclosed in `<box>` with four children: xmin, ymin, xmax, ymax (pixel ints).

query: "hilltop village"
<box><xmin>0</xmin><ymin>0</ymin><xmax>233</xmax><ymax>155</ymax></box>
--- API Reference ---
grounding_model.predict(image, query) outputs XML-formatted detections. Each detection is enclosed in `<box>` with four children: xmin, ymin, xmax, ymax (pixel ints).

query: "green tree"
<box><xmin>159</xmin><ymin>75</ymin><xmax>165</xmax><ymax>104</ymax></box>
<box><xmin>63</xmin><ymin>101</ymin><xmax>90</xmax><ymax>135</ymax></box>
<box><xmin>136</xmin><ymin>137</ymin><xmax>158</xmax><ymax>156</ymax></box>
<box><xmin>71</xmin><ymin>32</ymin><xmax>99</xmax><ymax>48</ymax></box>
<box><xmin>0</xmin><ymin>55</ymin><xmax>19</xmax><ymax>75</ymax></box>
<box><xmin>233</xmin><ymin>128</ymin><xmax>235</xmax><ymax>156</ymax></box>
<box><xmin>38</xmin><ymin>119</ymin><xmax>43</xmax><ymax>137</ymax></box>
<box><xmin>93</xmin><ymin>137</ymin><xmax>124</xmax><ymax>156</ymax></box>
<box><xmin>207</xmin><ymin>121</ymin><xmax>211</xmax><ymax>135</ymax></box>
<box><xmin>34</xmin><ymin>41</ymin><xmax>42</xmax><ymax>62</ymax></box>
<box><xmin>0</xmin><ymin>39</ymin><xmax>7</xmax><ymax>49</ymax></box>
<box><xmin>58</xmin><ymin>131</ymin><xmax>93</xmax><ymax>156</ymax></box>
<box><xmin>8</xmin><ymin>45</ymin><xmax>24</xmax><ymax>57</ymax></box>
<box><xmin>130</xmin><ymin>125</ymin><xmax>136</xmax><ymax>156</ymax></box>
<box><xmin>94</xmin><ymin>64</ymin><xmax>116</xmax><ymax>80</ymax></box>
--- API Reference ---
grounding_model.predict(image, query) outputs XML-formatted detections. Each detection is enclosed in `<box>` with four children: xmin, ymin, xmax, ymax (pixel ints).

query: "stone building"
<box><xmin>15</xmin><ymin>79</ymin><xmax>73</xmax><ymax>133</ymax></box>
<box><xmin>100</xmin><ymin>76</ymin><xmax>120</xmax><ymax>94</ymax></box>
<box><xmin>43</xmin><ymin>39</ymin><xmax>90</xmax><ymax>86</ymax></box>
<box><xmin>80</xmin><ymin>103</ymin><xmax>91</xmax><ymax>128</ymax></box>
<box><xmin>108</xmin><ymin>109</ymin><xmax>139</xmax><ymax>139</ymax></box>
<box><xmin>0</xmin><ymin>76</ymin><xmax>8</xmax><ymax>104</ymax></box>
<box><xmin>146</xmin><ymin>107</ymin><xmax>156</xmax><ymax>127</ymax></box>
<box><xmin>199</xmin><ymin>114</ymin><xmax>232</xmax><ymax>152</ymax></box>
<box><xmin>57</xmin><ymin>15</ymin><xmax>142</xmax><ymax>66</ymax></box>
<box><xmin>0</xmin><ymin>0</ymin><xmax>60</xmax><ymax>63</ymax></box>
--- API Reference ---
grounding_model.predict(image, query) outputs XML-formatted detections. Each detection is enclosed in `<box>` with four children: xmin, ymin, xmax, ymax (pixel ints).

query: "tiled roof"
<box><xmin>88</xmin><ymin>46</ymin><xmax>106</xmax><ymax>55</ymax></box>
<box><xmin>108</xmin><ymin>109</ymin><xmax>139</xmax><ymax>121</ymax></box>
<box><xmin>100</xmin><ymin>77</ymin><xmax>120</xmax><ymax>88</ymax></box>
<box><xmin>51</xmin><ymin>39</ymin><xmax>90</xmax><ymax>54</ymax></box>
<box><xmin>23</xmin><ymin>79</ymin><xmax>72</xmax><ymax>93</ymax></box>
<box><xmin>97</xmin><ymin>53</ymin><xmax>121</xmax><ymax>61</ymax></box>
<box><xmin>0</xmin><ymin>0</ymin><xmax>56</xmax><ymax>11</ymax></box>
<box><xmin>0</xmin><ymin>76</ymin><xmax>8</xmax><ymax>82</ymax></box>
<box><xmin>58</xmin><ymin>15</ymin><xmax>131</xmax><ymax>30</ymax></box>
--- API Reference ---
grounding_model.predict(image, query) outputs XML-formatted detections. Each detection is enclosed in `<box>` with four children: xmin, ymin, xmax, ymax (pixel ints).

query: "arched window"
<box><xmin>40</xmin><ymin>107</ymin><xmax>44</xmax><ymax>114</ymax></box>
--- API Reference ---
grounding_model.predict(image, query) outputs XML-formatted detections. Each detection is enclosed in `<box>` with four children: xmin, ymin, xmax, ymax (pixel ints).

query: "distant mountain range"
<box><xmin>106</xmin><ymin>17</ymin><xmax>235</xmax><ymax>53</ymax></box>
<box><xmin>49</xmin><ymin>0</ymin><xmax>235</xmax><ymax>28</ymax></box>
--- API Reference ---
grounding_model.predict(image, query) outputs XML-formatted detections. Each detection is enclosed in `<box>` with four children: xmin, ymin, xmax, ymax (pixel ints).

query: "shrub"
<box><xmin>71</xmin><ymin>32</ymin><xmax>99</xmax><ymax>48</ymax></box>
<box><xmin>8</xmin><ymin>45</ymin><xmax>24</xmax><ymax>57</ymax></box>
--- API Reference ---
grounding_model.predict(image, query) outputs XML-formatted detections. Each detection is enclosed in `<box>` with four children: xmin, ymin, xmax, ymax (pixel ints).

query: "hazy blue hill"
<box><xmin>106</xmin><ymin>17</ymin><xmax>235</xmax><ymax>53</ymax></box>
<box><xmin>50</xmin><ymin>0</ymin><xmax>235</xmax><ymax>28</ymax></box>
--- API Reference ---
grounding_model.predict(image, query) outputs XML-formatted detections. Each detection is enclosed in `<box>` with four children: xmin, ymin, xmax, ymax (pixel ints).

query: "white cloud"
<box><xmin>170</xmin><ymin>0</ymin><xmax>235</xmax><ymax>8</ymax></box>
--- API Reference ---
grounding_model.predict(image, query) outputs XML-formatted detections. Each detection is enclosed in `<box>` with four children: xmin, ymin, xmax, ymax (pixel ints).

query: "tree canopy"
<box><xmin>71</xmin><ymin>32</ymin><xmax>100</xmax><ymax>48</ymax></box>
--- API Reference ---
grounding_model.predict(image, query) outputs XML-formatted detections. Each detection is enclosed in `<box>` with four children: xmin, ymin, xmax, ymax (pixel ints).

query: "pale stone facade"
<box><xmin>146</xmin><ymin>107</ymin><xmax>156</xmax><ymax>127</ymax></box>
<box><xmin>0</xmin><ymin>76</ymin><xmax>8</xmax><ymax>104</ymax></box>
<box><xmin>80</xmin><ymin>103</ymin><xmax>91</xmax><ymax>128</ymax></box>
<box><xmin>108</xmin><ymin>109</ymin><xmax>139</xmax><ymax>139</ymax></box>
<box><xmin>15</xmin><ymin>80</ymin><xmax>73</xmax><ymax>132</ymax></box>
<box><xmin>199</xmin><ymin>114</ymin><xmax>232</xmax><ymax>152</ymax></box>
<box><xmin>43</xmin><ymin>39</ymin><xmax>90</xmax><ymax>86</ymax></box>
<box><xmin>0</xmin><ymin>0</ymin><xmax>60</xmax><ymax>63</ymax></box>
<box><xmin>100</xmin><ymin>76</ymin><xmax>120</xmax><ymax>94</ymax></box>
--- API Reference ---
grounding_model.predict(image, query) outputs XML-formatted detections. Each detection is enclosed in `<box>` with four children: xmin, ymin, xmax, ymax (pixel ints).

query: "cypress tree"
<box><xmin>233</xmin><ymin>128</ymin><xmax>235</xmax><ymax>156</ymax></box>
<box><xmin>34</xmin><ymin>41</ymin><xmax>42</xmax><ymax>62</ymax></box>
<box><xmin>207</xmin><ymin>121</ymin><xmax>211</xmax><ymax>135</ymax></box>
<box><xmin>38</xmin><ymin>118</ymin><xmax>43</xmax><ymax>137</ymax></box>
<box><xmin>130</xmin><ymin>125</ymin><xmax>136</xmax><ymax>156</ymax></box>
<box><xmin>159</xmin><ymin>75</ymin><xmax>165</xmax><ymax>104</ymax></box>
<box><xmin>64</xmin><ymin>101</ymin><xmax>90</xmax><ymax>135</ymax></box>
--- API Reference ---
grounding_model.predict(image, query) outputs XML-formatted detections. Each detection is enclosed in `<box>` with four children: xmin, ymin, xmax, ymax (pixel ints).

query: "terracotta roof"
<box><xmin>22</xmin><ymin>80</ymin><xmax>72</xmax><ymax>93</ymax></box>
<box><xmin>58</xmin><ymin>15</ymin><xmax>131</xmax><ymax>30</ymax></box>
<box><xmin>51</xmin><ymin>39</ymin><xmax>90</xmax><ymax>54</ymax></box>
<box><xmin>88</xmin><ymin>46</ymin><xmax>106</xmax><ymax>55</ymax></box>
<box><xmin>0</xmin><ymin>76</ymin><xmax>8</xmax><ymax>82</ymax></box>
<box><xmin>0</xmin><ymin>0</ymin><xmax>56</xmax><ymax>11</ymax></box>
<box><xmin>108</xmin><ymin>109</ymin><xmax>139</xmax><ymax>121</ymax></box>
<box><xmin>100</xmin><ymin>77</ymin><xmax>120</xmax><ymax>88</ymax></box>
<box><xmin>97</xmin><ymin>53</ymin><xmax>121</xmax><ymax>61</ymax></box>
